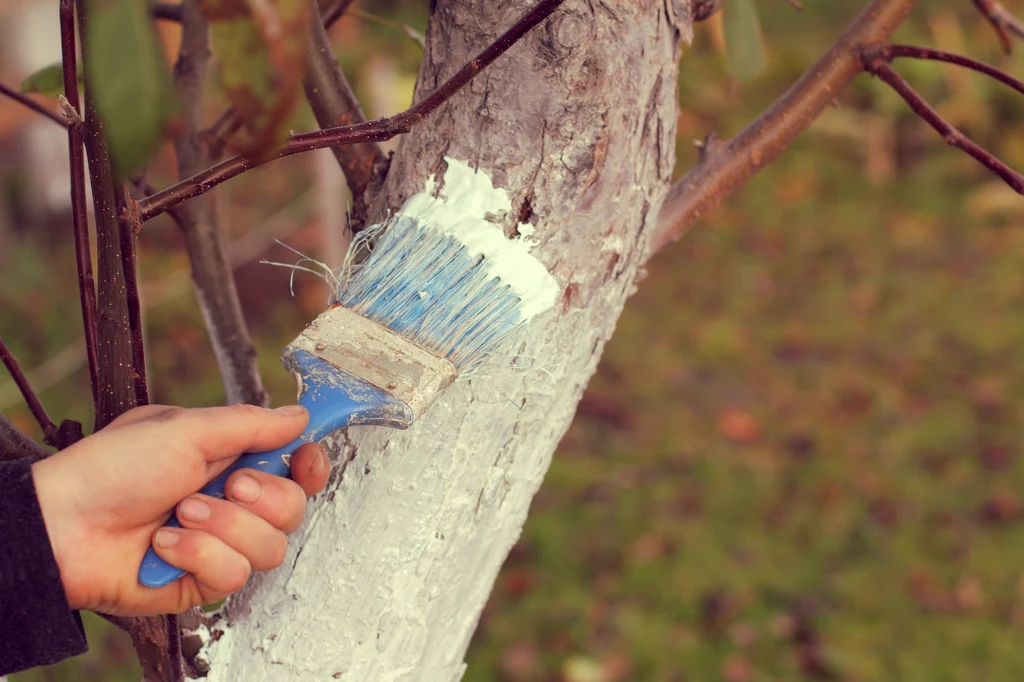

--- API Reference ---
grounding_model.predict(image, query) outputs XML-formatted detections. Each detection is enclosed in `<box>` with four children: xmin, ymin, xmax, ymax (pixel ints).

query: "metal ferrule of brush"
<box><xmin>289</xmin><ymin>305</ymin><xmax>459</xmax><ymax>422</ymax></box>
<box><xmin>137</xmin><ymin>306</ymin><xmax>457</xmax><ymax>588</ymax></box>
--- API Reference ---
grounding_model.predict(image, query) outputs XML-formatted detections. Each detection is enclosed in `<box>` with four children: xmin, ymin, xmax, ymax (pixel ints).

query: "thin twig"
<box><xmin>201</xmin><ymin>108</ymin><xmax>244</xmax><ymax>160</ymax></box>
<box><xmin>303</xmin><ymin>0</ymin><xmax>385</xmax><ymax>227</ymax></box>
<box><xmin>970</xmin><ymin>0</ymin><xmax>1024</xmax><ymax>53</ymax></box>
<box><xmin>883</xmin><ymin>43</ymin><xmax>1024</xmax><ymax>96</ymax></box>
<box><xmin>139</xmin><ymin>0</ymin><xmax>566</xmax><ymax>222</ymax></box>
<box><xmin>0</xmin><ymin>337</ymin><xmax>57</xmax><ymax>445</ymax></box>
<box><xmin>862</xmin><ymin>49</ymin><xmax>1024</xmax><ymax>194</ymax></box>
<box><xmin>174</xmin><ymin>0</ymin><xmax>268</xmax><ymax>408</ymax></box>
<box><xmin>648</xmin><ymin>0</ymin><xmax>921</xmax><ymax>259</ymax></box>
<box><xmin>0</xmin><ymin>81</ymin><xmax>66</xmax><ymax>127</ymax></box>
<box><xmin>322</xmin><ymin>0</ymin><xmax>357</xmax><ymax>29</ymax></box>
<box><xmin>60</xmin><ymin>0</ymin><xmax>99</xmax><ymax>407</ymax></box>
<box><xmin>150</xmin><ymin>1</ymin><xmax>183</xmax><ymax>21</ymax></box>
<box><xmin>117</xmin><ymin>193</ymin><xmax>150</xmax><ymax>405</ymax></box>
<box><xmin>132</xmin><ymin>177</ymin><xmax>185</xmax><ymax>227</ymax></box>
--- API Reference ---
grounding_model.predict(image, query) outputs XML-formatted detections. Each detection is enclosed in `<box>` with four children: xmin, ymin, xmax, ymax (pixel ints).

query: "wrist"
<box><xmin>31</xmin><ymin>458</ymin><xmax>85</xmax><ymax>610</ymax></box>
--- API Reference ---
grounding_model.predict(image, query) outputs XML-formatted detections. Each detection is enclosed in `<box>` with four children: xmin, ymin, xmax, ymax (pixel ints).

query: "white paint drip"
<box><xmin>398</xmin><ymin>157</ymin><xmax>559</xmax><ymax>321</ymax></box>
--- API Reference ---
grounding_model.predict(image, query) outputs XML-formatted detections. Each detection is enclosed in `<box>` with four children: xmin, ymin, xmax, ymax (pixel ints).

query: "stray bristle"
<box><xmin>334</xmin><ymin>215</ymin><xmax>524</xmax><ymax>372</ymax></box>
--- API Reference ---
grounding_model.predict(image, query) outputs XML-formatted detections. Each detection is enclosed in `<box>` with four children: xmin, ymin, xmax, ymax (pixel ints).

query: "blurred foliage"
<box><xmin>84</xmin><ymin>0</ymin><xmax>177</xmax><ymax>178</ymax></box>
<box><xmin>3</xmin><ymin>0</ymin><xmax>1024</xmax><ymax>680</ymax></box>
<box><xmin>205</xmin><ymin>0</ymin><xmax>310</xmax><ymax>157</ymax></box>
<box><xmin>723</xmin><ymin>0</ymin><xmax>767</xmax><ymax>81</ymax></box>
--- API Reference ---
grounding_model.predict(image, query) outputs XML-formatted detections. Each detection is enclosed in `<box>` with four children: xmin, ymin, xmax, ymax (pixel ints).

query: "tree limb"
<box><xmin>150</xmin><ymin>1</ymin><xmax>182</xmax><ymax>22</ymax></box>
<box><xmin>60</xmin><ymin>0</ymin><xmax>100</xmax><ymax>408</ymax></box>
<box><xmin>861</xmin><ymin>45</ymin><xmax>1024</xmax><ymax>193</ymax></box>
<box><xmin>0</xmin><ymin>413</ymin><xmax>49</xmax><ymax>463</ymax></box>
<box><xmin>76</xmin><ymin>0</ymin><xmax>139</xmax><ymax>429</ymax></box>
<box><xmin>321</xmin><ymin>0</ymin><xmax>357</xmax><ymax>28</ymax></box>
<box><xmin>883</xmin><ymin>43</ymin><xmax>1024</xmax><ymax>97</ymax></box>
<box><xmin>970</xmin><ymin>0</ymin><xmax>1024</xmax><ymax>53</ymax></box>
<box><xmin>117</xmin><ymin>192</ymin><xmax>150</xmax><ymax>404</ymax></box>
<box><xmin>304</xmin><ymin>0</ymin><xmax>386</xmax><ymax>229</ymax></box>
<box><xmin>75</xmin><ymin>1</ymin><xmax>176</xmax><ymax>678</ymax></box>
<box><xmin>0</xmin><ymin>336</ymin><xmax>57</xmax><ymax>445</ymax></box>
<box><xmin>648</xmin><ymin>0</ymin><xmax>921</xmax><ymax>259</ymax></box>
<box><xmin>138</xmin><ymin>0</ymin><xmax>567</xmax><ymax>222</ymax></box>
<box><xmin>172</xmin><ymin>0</ymin><xmax>268</xmax><ymax>407</ymax></box>
<box><xmin>0</xmin><ymin>81</ymin><xmax>66</xmax><ymax>127</ymax></box>
<box><xmin>201</xmin><ymin>107</ymin><xmax>243</xmax><ymax>160</ymax></box>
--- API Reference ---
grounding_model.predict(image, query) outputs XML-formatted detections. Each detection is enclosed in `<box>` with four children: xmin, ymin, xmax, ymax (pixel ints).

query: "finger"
<box><xmin>176</xmin><ymin>494</ymin><xmax>289</xmax><ymax>572</ymax></box>
<box><xmin>225</xmin><ymin>468</ymin><xmax>309</xmax><ymax>534</ymax></box>
<box><xmin>171</xmin><ymin>404</ymin><xmax>310</xmax><ymax>464</ymax></box>
<box><xmin>150</xmin><ymin>527</ymin><xmax>251</xmax><ymax>602</ymax></box>
<box><xmin>289</xmin><ymin>443</ymin><xmax>331</xmax><ymax>496</ymax></box>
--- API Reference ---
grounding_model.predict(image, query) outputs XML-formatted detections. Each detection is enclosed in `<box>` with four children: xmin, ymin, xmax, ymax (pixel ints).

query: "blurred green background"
<box><xmin>4</xmin><ymin>0</ymin><xmax>1024</xmax><ymax>680</ymax></box>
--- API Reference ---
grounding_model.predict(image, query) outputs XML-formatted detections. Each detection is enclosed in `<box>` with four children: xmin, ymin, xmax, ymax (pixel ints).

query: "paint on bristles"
<box><xmin>334</xmin><ymin>157</ymin><xmax>559</xmax><ymax>373</ymax></box>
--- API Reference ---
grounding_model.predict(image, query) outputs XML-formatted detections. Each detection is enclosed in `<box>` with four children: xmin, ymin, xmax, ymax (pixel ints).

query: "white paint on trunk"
<box><xmin>198</xmin><ymin>1</ymin><xmax>688</xmax><ymax>679</ymax></box>
<box><xmin>398</xmin><ymin>157</ymin><xmax>559</xmax><ymax>321</ymax></box>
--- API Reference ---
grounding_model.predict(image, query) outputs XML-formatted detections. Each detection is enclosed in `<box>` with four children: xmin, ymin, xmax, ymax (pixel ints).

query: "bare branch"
<box><xmin>201</xmin><ymin>107</ymin><xmax>244</xmax><ymax>160</ymax></box>
<box><xmin>304</xmin><ymin>0</ymin><xmax>387</xmax><ymax>227</ymax></box>
<box><xmin>970</xmin><ymin>0</ymin><xmax>1024</xmax><ymax>53</ymax></box>
<box><xmin>884</xmin><ymin>43</ymin><xmax>1024</xmax><ymax>97</ymax></box>
<box><xmin>648</xmin><ymin>0</ymin><xmax>921</xmax><ymax>259</ymax></box>
<box><xmin>861</xmin><ymin>47</ymin><xmax>1024</xmax><ymax>194</ymax></box>
<box><xmin>0</xmin><ymin>81</ymin><xmax>66</xmax><ymax>127</ymax></box>
<box><xmin>172</xmin><ymin>0</ymin><xmax>268</xmax><ymax>407</ymax></box>
<box><xmin>117</xmin><ymin>192</ymin><xmax>150</xmax><ymax>405</ymax></box>
<box><xmin>0</xmin><ymin>413</ymin><xmax>50</xmax><ymax>463</ymax></box>
<box><xmin>150</xmin><ymin>1</ymin><xmax>183</xmax><ymax>22</ymax></box>
<box><xmin>321</xmin><ymin>0</ymin><xmax>357</xmax><ymax>28</ymax></box>
<box><xmin>60</xmin><ymin>0</ymin><xmax>99</xmax><ymax>407</ymax></box>
<box><xmin>0</xmin><ymin>337</ymin><xmax>58</xmax><ymax>445</ymax></box>
<box><xmin>139</xmin><ymin>0</ymin><xmax>567</xmax><ymax>222</ymax></box>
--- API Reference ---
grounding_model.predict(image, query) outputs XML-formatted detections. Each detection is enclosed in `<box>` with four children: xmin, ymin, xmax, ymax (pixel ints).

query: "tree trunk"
<box><xmin>197</xmin><ymin>2</ymin><xmax>688</xmax><ymax>679</ymax></box>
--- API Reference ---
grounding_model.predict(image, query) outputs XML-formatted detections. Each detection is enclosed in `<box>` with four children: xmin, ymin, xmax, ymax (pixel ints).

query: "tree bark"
<box><xmin>197</xmin><ymin>1</ymin><xmax>688</xmax><ymax>679</ymax></box>
<box><xmin>173</xmin><ymin>0</ymin><xmax>269</xmax><ymax>407</ymax></box>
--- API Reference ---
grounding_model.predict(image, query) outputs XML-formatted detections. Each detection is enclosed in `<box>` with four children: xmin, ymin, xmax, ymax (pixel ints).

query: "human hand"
<box><xmin>30</xmin><ymin>404</ymin><xmax>330</xmax><ymax>616</ymax></box>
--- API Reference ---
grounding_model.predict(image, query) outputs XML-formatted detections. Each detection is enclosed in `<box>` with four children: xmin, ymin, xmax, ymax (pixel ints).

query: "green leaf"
<box><xmin>21</xmin><ymin>63</ymin><xmax>80</xmax><ymax>98</ymax></box>
<box><xmin>86</xmin><ymin>0</ymin><xmax>177</xmax><ymax>179</ymax></box>
<box><xmin>723</xmin><ymin>0</ymin><xmax>767</xmax><ymax>82</ymax></box>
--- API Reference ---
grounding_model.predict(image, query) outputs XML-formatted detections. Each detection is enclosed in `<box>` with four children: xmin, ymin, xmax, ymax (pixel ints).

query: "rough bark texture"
<box><xmin>198</xmin><ymin>2</ymin><xmax>687</xmax><ymax>679</ymax></box>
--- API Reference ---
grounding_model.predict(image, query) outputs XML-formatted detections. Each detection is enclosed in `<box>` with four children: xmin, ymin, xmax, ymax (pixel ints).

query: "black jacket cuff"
<box><xmin>0</xmin><ymin>458</ymin><xmax>88</xmax><ymax>675</ymax></box>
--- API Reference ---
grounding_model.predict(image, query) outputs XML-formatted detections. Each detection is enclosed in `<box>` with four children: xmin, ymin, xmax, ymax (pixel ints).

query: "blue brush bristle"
<box><xmin>334</xmin><ymin>215</ymin><xmax>524</xmax><ymax>372</ymax></box>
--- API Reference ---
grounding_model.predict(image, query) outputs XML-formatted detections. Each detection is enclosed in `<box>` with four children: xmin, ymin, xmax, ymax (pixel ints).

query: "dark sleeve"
<box><xmin>0</xmin><ymin>458</ymin><xmax>88</xmax><ymax>675</ymax></box>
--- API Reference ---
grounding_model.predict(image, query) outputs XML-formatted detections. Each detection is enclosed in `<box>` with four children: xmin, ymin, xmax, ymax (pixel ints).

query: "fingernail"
<box><xmin>155</xmin><ymin>529</ymin><xmax>180</xmax><ymax>547</ymax></box>
<box><xmin>179</xmin><ymin>497</ymin><xmax>211</xmax><ymax>522</ymax></box>
<box><xmin>311</xmin><ymin>448</ymin><xmax>328</xmax><ymax>477</ymax></box>
<box><xmin>231</xmin><ymin>474</ymin><xmax>263</xmax><ymax>503</ymax></box>
<box><xmin>275</xmin><ymin>405</ymin><xmax>307</xmax><ymax>416</ymax></box>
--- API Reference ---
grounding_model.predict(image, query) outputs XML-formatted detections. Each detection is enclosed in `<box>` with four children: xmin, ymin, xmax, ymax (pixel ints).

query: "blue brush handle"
<box><xmin>138</xmin><ymin>349</ymin><xmax>412</xmax><ymax>588</ymax></box>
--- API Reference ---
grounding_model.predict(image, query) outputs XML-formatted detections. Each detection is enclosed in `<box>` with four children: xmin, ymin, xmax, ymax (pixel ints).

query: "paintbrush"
<box><xmin>138</xmin><ymin>158</ymin><xmax>558</xmax><ymax>587</ymax></box>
